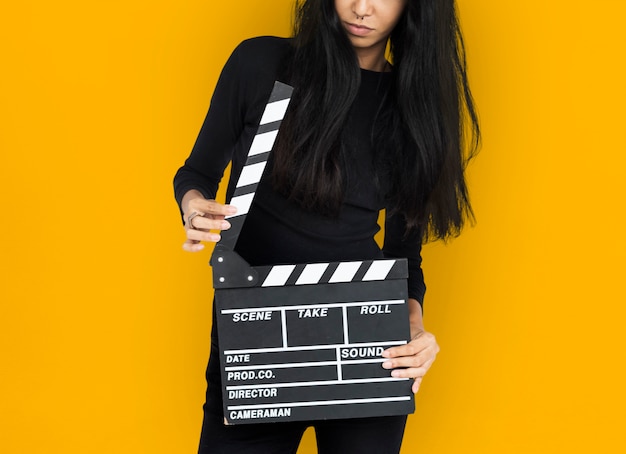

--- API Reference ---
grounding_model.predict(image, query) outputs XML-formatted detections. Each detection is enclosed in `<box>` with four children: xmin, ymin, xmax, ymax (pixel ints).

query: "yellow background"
<box><xmin>1</xmin><ymin>0</ymin><xmax>624</xmax><ymax>452</ymax></box>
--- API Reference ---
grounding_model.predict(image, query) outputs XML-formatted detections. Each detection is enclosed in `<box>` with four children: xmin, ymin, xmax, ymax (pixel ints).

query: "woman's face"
<box><xmin>334</xmin><ymin>0</ymin><xmax>407</xmax><ymax>53</ymax></box>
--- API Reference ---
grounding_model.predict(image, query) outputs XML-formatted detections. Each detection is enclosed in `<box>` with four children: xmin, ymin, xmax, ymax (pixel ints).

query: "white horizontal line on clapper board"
<box><xmin>227</xmin><ymin>396</ymin><xmax>411</xmax><ymax>411</ymax></box>
<box><xmin>223</xmin><ymin>340</ymin><xmax>407</xmax><ymax>355</ymax></box>
<box><xmin>225</xmin><ymin>376</ymin><xmax>410</xmax><ymax>391</ymax></box>
<box><xmin>220</xmin><ymin>299</ymin><xmax>405</xmax><ymax>315</ymax></box>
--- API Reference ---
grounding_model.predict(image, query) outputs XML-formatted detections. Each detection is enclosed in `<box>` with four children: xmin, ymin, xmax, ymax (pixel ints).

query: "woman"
<box><xmin>174</xmin><ymin>0</ymin><xmax>479</xmax><ymax>452</ymax></box>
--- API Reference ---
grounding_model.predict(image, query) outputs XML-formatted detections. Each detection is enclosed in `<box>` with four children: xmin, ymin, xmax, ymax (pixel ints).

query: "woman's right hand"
<box><xmin>182</xmin><ymin>191</ymin><xmax>237</xmax><ymax>252</ymax></box>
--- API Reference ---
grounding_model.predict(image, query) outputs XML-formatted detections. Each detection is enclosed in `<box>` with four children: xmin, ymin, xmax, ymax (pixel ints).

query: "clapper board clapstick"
<box><xmin>210</xmin><ymin>81</ymin><xmax>415</xmax><ymax>425</ymax></box>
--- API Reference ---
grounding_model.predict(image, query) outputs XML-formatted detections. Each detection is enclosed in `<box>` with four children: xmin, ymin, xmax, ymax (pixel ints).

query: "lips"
<box><xmin>345</xmin><ymin>22</ymin><xmax>374</xmax><ymax>37</ymax></box>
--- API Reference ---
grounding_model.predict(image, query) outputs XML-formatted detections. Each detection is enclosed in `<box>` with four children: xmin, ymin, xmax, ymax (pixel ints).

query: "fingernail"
<box><xmin>221</xmin><ymin>221</ymin><xmax>231</xmax><ymax>229</ymax></box>
<box><xmin>391</xmin><ymin>370</ymin><xmax>400</xmax><ymax>378</ymax></box>
<box><xmin>382</xmin><ymin>361</ymin><xmax>392</xmax><ymax>369</ymax></box>
<box><xmin>211</xmin><ymin>234</ymin><xmax>221</xmax><ymax>242</ymax></box>
<box><xmin>226</xmin><ymin>205</ymin><xmax>237</xmax><ymax>214</ymax></box>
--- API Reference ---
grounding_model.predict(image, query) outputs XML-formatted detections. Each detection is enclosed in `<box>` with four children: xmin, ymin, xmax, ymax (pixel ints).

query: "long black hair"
<box><xmin>271</xmin><ymin>0</ymin><xmax>480</xmax><ymax>242</ymax></box>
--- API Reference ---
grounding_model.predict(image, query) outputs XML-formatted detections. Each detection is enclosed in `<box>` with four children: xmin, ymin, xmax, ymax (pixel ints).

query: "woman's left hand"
<box><xmin>381</xmin><ymin>299</ymin><xmax>440</xmax><ymax>393</ymax></box>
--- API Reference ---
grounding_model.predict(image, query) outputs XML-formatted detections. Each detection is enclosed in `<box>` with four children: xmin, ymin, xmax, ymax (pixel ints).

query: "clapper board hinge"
<box><xmin>211</xmin><ymin>245</ymin><xmax>259</xmax><ymax>289</ymax></box>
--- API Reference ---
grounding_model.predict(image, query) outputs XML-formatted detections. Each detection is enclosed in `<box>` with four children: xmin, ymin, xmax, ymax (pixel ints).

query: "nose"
<box><xmin>353</xmin><ymin>0</ymin><xmax>373</xmax><ymax>18</ymax></box>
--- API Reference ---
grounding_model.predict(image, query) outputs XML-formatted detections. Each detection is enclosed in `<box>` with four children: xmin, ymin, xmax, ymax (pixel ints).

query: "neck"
<box><xmin>355</xmin><ymin>44</ymin><xmax>389</xmax><ymax>72</ymax></box>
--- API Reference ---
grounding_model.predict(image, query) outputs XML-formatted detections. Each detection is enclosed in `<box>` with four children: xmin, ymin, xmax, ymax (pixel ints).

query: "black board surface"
<box><xmin>213</xmin><ymin>256</ymin><xmax>415</xmax><ymax>425</ymax></box>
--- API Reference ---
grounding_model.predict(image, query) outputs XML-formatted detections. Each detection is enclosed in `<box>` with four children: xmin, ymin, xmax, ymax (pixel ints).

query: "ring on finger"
<box><xmin>187</xmin><ymin>211</ymin><xmax>204</xmax><ymax>229</ymax></box>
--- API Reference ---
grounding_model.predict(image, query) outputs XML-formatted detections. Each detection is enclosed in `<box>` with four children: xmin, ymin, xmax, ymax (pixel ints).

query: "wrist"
<box><xmin>408</xmin><ymin>298</ymin><xmax>425</xmax><ymax>337</ymax></box>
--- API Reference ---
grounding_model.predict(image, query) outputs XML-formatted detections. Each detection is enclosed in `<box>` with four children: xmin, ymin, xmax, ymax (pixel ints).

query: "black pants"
<box><xmin>198</xmin><ymin>321</ymin><xmax>407</xmax><ymax>454</ymax></box>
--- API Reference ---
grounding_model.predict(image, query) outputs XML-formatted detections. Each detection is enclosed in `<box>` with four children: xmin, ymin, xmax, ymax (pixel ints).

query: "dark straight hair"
<box><xmin>271</xmin><ymin>0</ymin><xmax>480</xmax><ymax>242</ymax></box>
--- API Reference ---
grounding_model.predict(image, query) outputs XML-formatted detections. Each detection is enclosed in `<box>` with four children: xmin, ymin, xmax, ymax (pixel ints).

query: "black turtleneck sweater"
<box><xmin>174</xmin><ymin>36</ymin><xmax>426</xmax><ymax>304</ymax></box>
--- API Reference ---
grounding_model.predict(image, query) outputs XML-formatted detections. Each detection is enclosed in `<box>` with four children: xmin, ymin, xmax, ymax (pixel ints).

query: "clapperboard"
<box><xmin>211</xmin><ymin>81</ymin><xmax>414</xmax><ymax>425</ymax></box>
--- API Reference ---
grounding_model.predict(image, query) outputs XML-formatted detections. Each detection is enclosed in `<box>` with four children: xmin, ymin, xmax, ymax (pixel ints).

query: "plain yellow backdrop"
<box><xmin>1</xmin><ymin>0</ymin><xmax>624</xmax><ymax>452</ymax></box>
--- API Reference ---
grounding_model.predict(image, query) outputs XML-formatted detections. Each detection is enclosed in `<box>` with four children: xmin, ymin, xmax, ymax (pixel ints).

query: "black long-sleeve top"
<box><xmin>174</xmin><ymin>37</ymin><xmax>426</xmax><ymax>304</ymax></box>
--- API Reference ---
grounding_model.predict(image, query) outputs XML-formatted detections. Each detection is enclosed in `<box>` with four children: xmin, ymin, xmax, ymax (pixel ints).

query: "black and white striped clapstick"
<box><xmin>217</xmin><ymin>81</ymin><xmax>293</xmax><ymax>252</ymax></box>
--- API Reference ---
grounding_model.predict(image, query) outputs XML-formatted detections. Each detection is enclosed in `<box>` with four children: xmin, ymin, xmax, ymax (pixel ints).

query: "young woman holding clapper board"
<box><xmin>174</xmin><ymin>0</ymin><xmax>479</xmax><ymax>452</ymax></box>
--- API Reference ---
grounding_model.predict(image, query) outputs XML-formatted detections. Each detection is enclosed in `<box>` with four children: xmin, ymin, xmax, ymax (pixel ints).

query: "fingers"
<box><xmin>187</xmin><ymin>198</ymin><xmax>238</xmax><ymax>218</ymax></box>
<box><xmin>182</xmin><ymin>198</ymin><xmax>238</xmax><ymax>250</ymax></box>
<box><xmin>412</xmin><ymin>377</ymin><xmax>423</xmax><ymax>394</ymax></box>
<box><xmin>186</xmin><ymin>227</ymin><xmax>222</xmax><ymax>244</ymax></box>
<box><xmin>188</xmin><ymin>214</ymin><xmax>232</xmax><ymax>233</ymax></box>
<box><xmin>182</xmin><ymin>239</ymin><xmax>205</xmax><ymax>252</ymax></box>
<box><xmin>382</xmin><ymin>354</ymin><xmax>436</xmax><ymax>379</ymax></box>
<box><xmin>382</xmin><ymin>331</ymin><xmax>438</xmax><ymax>360</ymax></box>
<box><xmin>381</xmin><ymin>331</ymin><xmax>439</xmax><ymax>393</ymax></box>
